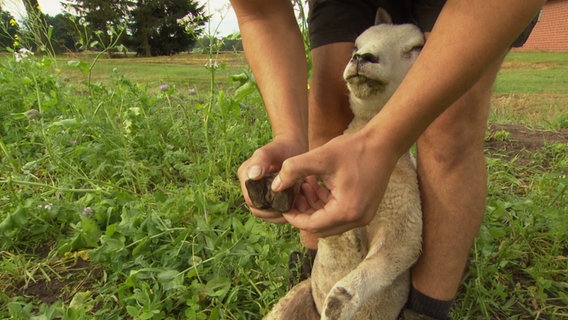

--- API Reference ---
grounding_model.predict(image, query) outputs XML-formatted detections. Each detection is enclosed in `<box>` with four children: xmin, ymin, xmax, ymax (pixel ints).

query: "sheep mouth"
<box><xmin>345</xmin><ymin>74</ymin><xmax>386</xmax><ymax>89</ymax></box>
<box><xmin>345</xmin><ymin>73</ymin><xmax>387</xmax><ymax>98</ymax></box>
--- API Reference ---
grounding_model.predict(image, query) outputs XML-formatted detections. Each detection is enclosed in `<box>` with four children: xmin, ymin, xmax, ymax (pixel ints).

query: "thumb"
<box><xmin>239</xmin><ymin>147</ymin><xmax>279</xmax><ymax>181</ymax></box>
<box><xmin>246</xmin><ymin>164</ymin><xmax>264</xmax><ymax>180</ymax></box>
<box><xmin>272</xmin><ymin>149</ymin><xmax>328</xmax><ymax>192</ymax></box>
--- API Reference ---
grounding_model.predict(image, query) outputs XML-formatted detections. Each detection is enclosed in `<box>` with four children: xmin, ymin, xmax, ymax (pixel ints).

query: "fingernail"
<box><xmin>247</xmin><ymin>165</ymin><xmax>262</xmax><ymax>179</ymax></box>
<box><xmin>271</xmin><ymin>175</ymin><xmax>281</xmax><ymax>191</ymax></box>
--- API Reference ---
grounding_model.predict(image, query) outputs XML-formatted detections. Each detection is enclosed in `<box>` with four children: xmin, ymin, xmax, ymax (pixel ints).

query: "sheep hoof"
<box><xmin>245</xmin><ymin>174</ymin><xmax>296</xmax><ymax>212</ymax></box>
<box><xmin>323</xmin><ymin>286</ymin><xmax>355</xmax><ymax>320</ymax></box>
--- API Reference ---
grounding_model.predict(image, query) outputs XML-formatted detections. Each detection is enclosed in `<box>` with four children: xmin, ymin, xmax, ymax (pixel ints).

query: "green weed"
<box><xmin>453</xmin><ymin>141</ymin><xmax>568</xmax><ymax>319</ymax></box>
<box><xmin>0</xmin><ymin>49</ymin><xmax>297</xmax><ymax>319</ymax></box>
<box><xmin>0</xmin><ymin>47</ymin><xmax>566</xmax><ymax>319</ymax></box>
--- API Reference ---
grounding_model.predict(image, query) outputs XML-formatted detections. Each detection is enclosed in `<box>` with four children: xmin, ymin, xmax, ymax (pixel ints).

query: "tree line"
<box><xmin>0</xmin><ymin>0</ymin><xmax>243</xmax><ymax>57</ymax></box>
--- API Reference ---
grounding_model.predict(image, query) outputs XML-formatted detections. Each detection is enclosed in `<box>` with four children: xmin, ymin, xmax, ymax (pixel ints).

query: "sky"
<box><xmin>201</xmin><ymin>0</ymin><xmax>239</xmax><ymax>36</ymax></box>
<box><xmin>3</xmin><ymin>0</ymin><xmax>64</xmax><ymax>17</ymax></box>
<box><xmin>3</xmin><ymin>0</ymin><xmax>240</xmax><ymax>36</ymax></box>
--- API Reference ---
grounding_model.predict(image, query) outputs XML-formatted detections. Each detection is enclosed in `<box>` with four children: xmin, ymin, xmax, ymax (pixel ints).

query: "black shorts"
<box><xmin>308</xmin><ymin>0</ymin><xmax>539</xmax><ymax>49</ymax></box>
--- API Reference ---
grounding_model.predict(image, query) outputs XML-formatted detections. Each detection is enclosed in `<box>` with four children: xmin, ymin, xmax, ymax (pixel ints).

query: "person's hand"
<box><xmin>238</xmin><ymin>135</ymin><xmax>307</xmax><ymax>223</ymax></box>
<box><xmin>272</xmin><ymin>131</ymin><xmax>400</xmax><ymax>237</ymax></box>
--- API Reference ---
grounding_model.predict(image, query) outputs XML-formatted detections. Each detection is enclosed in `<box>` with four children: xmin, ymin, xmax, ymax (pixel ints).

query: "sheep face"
<box><xmin>343</xmin><ymin>24</ymin><xmax>424</xmax><ymax>101</ymax></box>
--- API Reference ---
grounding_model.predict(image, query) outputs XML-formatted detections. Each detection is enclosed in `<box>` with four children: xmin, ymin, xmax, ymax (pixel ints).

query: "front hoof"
<box><xmin>322</xmin><ymin>286</ymin><xmax>356</xmax><ymax>320</ymax></box>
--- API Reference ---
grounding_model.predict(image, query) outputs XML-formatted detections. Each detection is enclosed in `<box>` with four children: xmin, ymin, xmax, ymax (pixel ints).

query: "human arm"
<box><xmin>230</xmin><ymin>0</ymin><xmax>309</xmax><ymax>222</ymax></box>
<box><xmin>274</xmin><ymin>0</ymin><xmax>545</xmax><ymax>236</ymax></box>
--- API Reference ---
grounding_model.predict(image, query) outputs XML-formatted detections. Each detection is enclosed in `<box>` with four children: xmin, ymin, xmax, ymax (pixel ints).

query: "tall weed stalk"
<box><xmin>178</xmin><ymin>3</ymin><xmax>249</xmax><ymax>177</ymax></box>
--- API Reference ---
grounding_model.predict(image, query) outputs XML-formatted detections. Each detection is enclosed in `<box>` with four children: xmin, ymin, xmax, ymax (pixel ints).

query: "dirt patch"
<box><xmin>18</xmin><ymin>258</ymin><xmax>104</xmax><ymax>304</ymax></box>
<box><xmin>485</xmin><ymin>123</ymin><xmax>568</xmax><ymax>168</ymax></box>
<box><xmin>1</xmin><ymin>247</ymin><xmax>105</xmax><ymax>306</ymax></box>
<box><xmin>486</xmin><ymin>123</ymin><xmax>568</xmax><ymax>150</ymax></box>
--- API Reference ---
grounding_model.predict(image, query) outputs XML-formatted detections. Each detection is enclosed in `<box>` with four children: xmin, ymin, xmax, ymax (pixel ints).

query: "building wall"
<box><xmin>515</xmin><ymin>0</ymin><xmax>568</xmax><ymax>52</ymax></box>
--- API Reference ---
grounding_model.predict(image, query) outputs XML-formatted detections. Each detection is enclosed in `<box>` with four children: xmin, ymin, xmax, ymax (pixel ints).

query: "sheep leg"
<box><xmin>263</xmin><ymin>279</ymin><xmax>320</xmax><ymax>320</ymax></box>
<box><xmin>320</xmin><ymin>249</ymin><xmax>414</xmax><ymax>320</ymax></box>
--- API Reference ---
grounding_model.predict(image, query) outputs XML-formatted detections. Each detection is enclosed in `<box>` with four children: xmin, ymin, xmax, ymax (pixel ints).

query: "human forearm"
<box><xmin>231</xmin><ymin>0</ymin><xmax>309</xmax><ymax>148</ymax></box>
<box><xmin>360</xmin><ymin>0</ymin><xmax>544</xmax><ymax>156</ymax></box>
<box><xmin>269</xmin><ymin>0</ymin><xmax>544</xmax><ymax>237</ymax></box>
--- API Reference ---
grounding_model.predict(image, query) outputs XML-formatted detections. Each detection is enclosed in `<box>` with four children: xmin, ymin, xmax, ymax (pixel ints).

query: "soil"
<box><xmin>485</xmin><ymin>123</ymin><xmax>568</xmax><ymax>167</ymax></box>
<box><xmin>18</xmin><ymin>258</ymin><xmax>103</xmax><ymax>304</ymax></box>
<box><xmin>4</xmin><ymin>244</ymin><xmax>104</xmax><ymax>306</ymax></box>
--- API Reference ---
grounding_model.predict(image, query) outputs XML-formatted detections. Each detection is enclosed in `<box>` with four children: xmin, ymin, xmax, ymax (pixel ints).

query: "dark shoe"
<box><xmin>288</xmin><ymin>249</ymin><xmax>317</xmax><ymax>289</ymax></box>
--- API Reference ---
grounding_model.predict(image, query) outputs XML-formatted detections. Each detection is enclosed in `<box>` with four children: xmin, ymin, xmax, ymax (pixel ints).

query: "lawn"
<box><xmin>0</xmin><ymin>50</ymin><xmax>566</xmax><ymax>319</ymax></box>
<box><xmin>57</xmin><ymin>53</ymin><xmax>249</xmax><ymax>94</ymax></box>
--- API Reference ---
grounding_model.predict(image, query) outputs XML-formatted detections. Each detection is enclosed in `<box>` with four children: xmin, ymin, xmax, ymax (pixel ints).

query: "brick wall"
<box><xmin>515</xmin><ymin>0</ymin><xmax>568</xmax><ymax>52</ymax></box>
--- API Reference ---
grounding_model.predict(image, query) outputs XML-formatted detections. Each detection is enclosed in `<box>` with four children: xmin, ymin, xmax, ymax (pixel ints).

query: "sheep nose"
<box><xmin>352</xmin><ymin>52</ymin><xmax>379</xmax><ymax>64</ymax></box>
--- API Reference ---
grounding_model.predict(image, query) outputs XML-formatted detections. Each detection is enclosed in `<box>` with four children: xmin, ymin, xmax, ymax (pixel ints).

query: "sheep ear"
<box><xmin>375</xmin><ymin>8</ymin><xmax>393</xmax><ymax>25</ymax></box>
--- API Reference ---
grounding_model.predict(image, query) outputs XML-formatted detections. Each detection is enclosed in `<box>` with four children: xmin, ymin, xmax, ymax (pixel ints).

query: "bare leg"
<box><xmin>412</xmin><ymin>53</ymin><xmax>506</xmax><ymax>301</ymax></box>
<box><xmin>308</xmin><ymin>42</ymin><xmax>354</xmax><ymax>149</ymax></box>
<box><xmin>301</xmin><ymin>42</ymin><xmax>354</xmax><ymax>249</ymax></box>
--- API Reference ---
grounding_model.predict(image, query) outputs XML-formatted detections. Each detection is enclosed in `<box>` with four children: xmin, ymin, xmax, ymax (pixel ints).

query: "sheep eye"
<box><xmin>403</xmin><ymin>45</ymin><xmax>423</xmax><ymax>58</ymax></box>
<box><xmin>411</xmin><ymin>45</ymin><xmax>423</xmax><ymax>52</ymax></box>
<box><xmin>406</xmin><ymin>45</ymin><xmax>423</xmax><ymax>54</ymax></box>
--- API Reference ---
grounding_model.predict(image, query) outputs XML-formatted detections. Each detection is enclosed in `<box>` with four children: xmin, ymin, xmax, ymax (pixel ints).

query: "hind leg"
<box><xmin>264</xmin><ymin>280</ymin><xmax>320</xmax><ymax>320</ymax></box>
<box><xmin>321</xmin><ymin>248</ymin><xmax>416</xmax><ymax>320</ymax></box>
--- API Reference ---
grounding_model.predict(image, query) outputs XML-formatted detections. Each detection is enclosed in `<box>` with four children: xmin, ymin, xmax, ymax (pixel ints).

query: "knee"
<box><xmin>417</xmin><ymin>118</ymin><xmax>486</xmax><ymax>171</ymax></box>
<box><xmin>417</xmin><ymin>69</ymin><xmax>497</xmax><ymax>167</ymax></box>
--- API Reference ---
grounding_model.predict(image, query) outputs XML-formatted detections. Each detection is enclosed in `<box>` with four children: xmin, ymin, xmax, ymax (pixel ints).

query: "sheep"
<box><xmin>263</xmin><ymin>11</ymin><xmax>425</xmax><ymax>320</ymax></box>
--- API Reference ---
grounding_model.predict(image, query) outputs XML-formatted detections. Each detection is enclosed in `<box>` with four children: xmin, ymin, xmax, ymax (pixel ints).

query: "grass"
<box><xmin>57</xmin><ymin>53</ymin><xmax>249</xmax><ymax>94</ymax></box>
<box><xmin>492</xmin><ymin>51</ymin><xmax>568</xmax><ymax>129</ymax></box>
<box><xmin>496</xmin><ymin>52</ymin><xmax>568</xmax><ymax>94</ymax></box>
<box><xmin>0</xmin><ymin>50</ymin><xmax>567</xmax><ymax>319</ymax></box>
<box><xmin>457</xmin><ymin>148</ymin><xmax>568</xmax><ymax>319</ymax></box>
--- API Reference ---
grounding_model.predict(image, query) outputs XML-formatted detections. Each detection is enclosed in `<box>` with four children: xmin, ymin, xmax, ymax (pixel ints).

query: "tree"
<box><xmin>45</xmin><ymin>14</ymin><xmax>79</xmax><ymax>53</ymax></box>
<box><xmin>63</xmin><ymin>0</ymin><xmax>132</xmax><ymax>50</ymax></box>
<box><xmin>221</xmin><ymin>33</ymin><xmax>243</xmax><ymax>52</ymax></box>
<box><xmin>129</xmin><ymin>0</ymin><xmax>208</xmax><ymax>56</ymax></box>
<box><xmin>0</xmin><ymin>10</ymin><xmax>19</xmax><ymax>51</ymax></box>
<box><xmin>63</xmin><ymin>0</ymin><xmax>207</xmax><ymax>56</ymax></box>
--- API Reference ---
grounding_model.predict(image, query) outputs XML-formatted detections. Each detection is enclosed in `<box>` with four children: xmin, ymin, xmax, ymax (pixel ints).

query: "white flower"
<box><xmin>177</xmin><ymin>12</ymin><xmax>196</xmax><ymax>26</ymax></box>
<box><xmin>204</xmin><ymin>59</ymin><xmax>220</xmax><ymax>70</ymax></box>
<box><xmin>39</xmin><ymin>203</ymin><xmax>53</xmax><ymax>211</ymax></box>
<box><xmin>14</xmin><ymin>48</ymin><xmax>34</xmax><ymax>63</ymax></box>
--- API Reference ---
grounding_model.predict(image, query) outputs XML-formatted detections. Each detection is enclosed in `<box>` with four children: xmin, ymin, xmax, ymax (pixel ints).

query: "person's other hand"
<box><xmin>238</xmin><ymin>136</ymin><xmax>307</xmax><ymax>223</ymax></box>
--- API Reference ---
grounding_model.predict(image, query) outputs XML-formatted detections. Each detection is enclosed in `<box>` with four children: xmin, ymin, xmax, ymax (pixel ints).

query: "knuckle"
<box><xmin>237</xmin><ymin>162</ymin><xmax>247</xmax><ymax>176</ymax></box>
<box><xmin>251</xmin><ymin>147</ymin><xmax>269</xmax><ymax>162</ymax></box>
<box><xmin>280</xmin><ymin>158</ymin><xmax>296</xmax><ymax>175</ymax></box>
